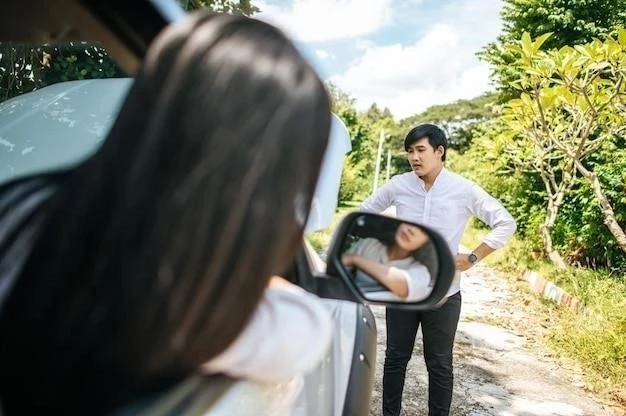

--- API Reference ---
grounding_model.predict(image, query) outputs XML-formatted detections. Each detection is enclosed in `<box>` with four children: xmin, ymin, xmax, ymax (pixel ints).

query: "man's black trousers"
<box><xmin>382</xmin><ymin>292</ymin><xmax>462</xmax><ymax>416</ymax></box>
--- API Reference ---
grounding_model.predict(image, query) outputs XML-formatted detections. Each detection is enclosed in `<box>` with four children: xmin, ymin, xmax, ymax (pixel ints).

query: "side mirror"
<box><xmin>326</xmin><ymin>212</ymin><xmax>455</xmax><ymax>309</ymax></box>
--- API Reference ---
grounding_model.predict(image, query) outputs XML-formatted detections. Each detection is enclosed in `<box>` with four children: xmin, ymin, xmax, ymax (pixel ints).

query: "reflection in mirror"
<box><xmin>339</xmin><ymin>215</ymin><xmax>439</xmax><ymax>303</ymax></box>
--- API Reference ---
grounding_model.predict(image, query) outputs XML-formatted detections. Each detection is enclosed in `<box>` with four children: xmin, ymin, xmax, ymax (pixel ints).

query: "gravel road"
<box><xmin>367</xmin><ymin>263</ymin><xmax>619</xmax><ymax>416</ymax></box>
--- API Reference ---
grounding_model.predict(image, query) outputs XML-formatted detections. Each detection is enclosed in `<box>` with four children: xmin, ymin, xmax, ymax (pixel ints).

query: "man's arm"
<box><xmin>457</xmin><ymin>184</ymin><xmax>517</xmax><ymax>271</ymax></box>
<box><xmin>359</xmin><ymin>180</ymin><xmax>395</xmax><ymax>212</ymax></box>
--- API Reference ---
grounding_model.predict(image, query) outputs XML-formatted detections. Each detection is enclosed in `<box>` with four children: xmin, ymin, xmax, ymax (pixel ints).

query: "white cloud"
<box><xmin>355</xmin><ymin>38</ymin><xmax>376</xmax><ymax>51</ymax></box>
<box><xmin>256</xmin><ymin>0</ymin><xmax>393</xmax><ymax>42</ymax></box>
<box><xmin>315</xmin><ymin>49</ymin><xmax>333</xmax><ymax>60</ymax></box>
<box><xmin>330</xmin><ymin>0</ymin><xmax>502</xmax><ymax>118</ymax></box>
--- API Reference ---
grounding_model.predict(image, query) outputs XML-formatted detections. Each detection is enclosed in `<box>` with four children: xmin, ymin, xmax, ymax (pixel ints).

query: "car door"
<box><xmin>295</xmin><ymin>245</ymin><xmax>377</xmax><ymax>416</ymax></box>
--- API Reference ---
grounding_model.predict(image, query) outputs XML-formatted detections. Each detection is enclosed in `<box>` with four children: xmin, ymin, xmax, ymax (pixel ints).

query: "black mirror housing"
<box><xmin>326</xmin><ymin>212</ymin><xmax>456</xmax><ymax>310</ymax></box>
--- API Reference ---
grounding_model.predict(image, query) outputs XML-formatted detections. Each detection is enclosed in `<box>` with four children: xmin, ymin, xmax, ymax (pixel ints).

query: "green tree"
<box><xmin>363</xmin><ymin>104</ymin><xmax>398</xmax><ymax>189</ymax></box>
<box><xmin>501</xmin><ymin>31</ymin><xmax>626</xmax><ymax>265</ymax></box>
<box><xmin>394</xmin><ymin>93</ymin><xmax>497</xmax><ymax>153</ymax></box>
<box><xmin>326</xmin><ymin>83</ymin><xmax>374</xmax><ymax>203</ymax></box>
<box><xmin>326</xmin><ymin>83</ymin><xmax>401</xmax><ymax>203</ymax></box>
<box><xmin>481</xmin><ymin>0</ymin><xmax>626</xmax><ymax>101</ymax></box>
<box><xmin>361</xmin><ymin>103</ymin><xmax>394</xmax><ymax>126</ymax></box>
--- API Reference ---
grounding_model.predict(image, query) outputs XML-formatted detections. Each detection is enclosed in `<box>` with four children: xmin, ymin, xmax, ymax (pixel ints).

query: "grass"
<box><xmin>463</xmin><ymin>219</ymin><xmax>626</xmax><ymax>406</ymax></box>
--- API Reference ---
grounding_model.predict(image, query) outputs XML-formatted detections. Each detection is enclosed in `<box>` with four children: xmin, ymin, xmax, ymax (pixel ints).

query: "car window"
<box><xmin>0</xmin><ymin>42</ymin><xmax>130</xmax><ymax>183</ymax></box>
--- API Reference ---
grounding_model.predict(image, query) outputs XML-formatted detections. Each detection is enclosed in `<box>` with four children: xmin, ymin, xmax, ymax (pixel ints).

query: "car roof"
<box><xmin>0</xmin><ymin>78</ymin><xmax>132</xmax><ymax>182</ymax></box>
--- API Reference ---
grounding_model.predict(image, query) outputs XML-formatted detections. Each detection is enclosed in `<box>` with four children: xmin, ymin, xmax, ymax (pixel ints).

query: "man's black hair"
<box><xmin>404</xmin><ymin>123</ymin><xmax>447</xmax><ymax>161</ymax></box>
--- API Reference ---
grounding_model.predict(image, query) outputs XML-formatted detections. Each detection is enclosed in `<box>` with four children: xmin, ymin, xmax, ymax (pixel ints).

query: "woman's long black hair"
<box><xmin>0</xmin><ymin>11</ymin><xmax>331</xmax><ymax>414</ymax></box>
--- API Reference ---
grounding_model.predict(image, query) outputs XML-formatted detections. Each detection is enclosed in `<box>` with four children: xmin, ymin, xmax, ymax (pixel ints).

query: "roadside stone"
<box><xmin>522</xmin><ymin>270</ymin><xmax>582</xmax><ymax>312</ymax></box>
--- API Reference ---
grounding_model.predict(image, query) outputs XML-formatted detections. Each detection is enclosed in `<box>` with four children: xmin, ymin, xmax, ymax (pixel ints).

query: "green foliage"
<box><xmin>0</xmin><ymin>42</ymin><xmax>126</xmax><ymax>102</ymax></box>
<box><xmin>480</xmin><ymin>0</ymin><xmax>626</xmax><ymax>100</ymax></box>
<box><xmin>333</xmin><ymin>104</ymin><xmax>374</xmax><ymax>203</ymax></box>
<box><xmin>496</xmin><ymin>30</ymin><xmax>626</xmax><ymax>268</ymax></box>
<box><xmin>448</xmin><ymin>118</ymin><xmax>546</xmax><ymax>231</ymax></box>
<box><xmin>327</xmin><ymin>81</ymin><xmax>355</xmax><ymax>110</ymax></box>
<box><xmin>400</xmin><ymin>93</ymin><xmax>497</xmax><ymax>126</ymax></box>
<box><xmin>338</xmin><ymin>155</ymin><xmax>371</xmax><ymax>203</ymax></box>
<box><xmin>178</xmin><ymin>0</ymin><xmax>258</xmax><ymax>14</ymax></box>
<box><xmin>455</xmin><ymin>118</ymin><xmax>626</xmax><ymax>271</ymax></box>
<box><xmin>307</xmin><ymin>207</ymin><xmax>352</xmax><ymax>253</ymax></box>
<box><xmin>328</xmin><ymin>83</ymin><xmax>399</xmax><ymax>204</ymax></box>
<box><xmin>546</xmin><ymin>267</ymin><xmax>626</xmax><ymax>399</ymax></box>
<box><xmin>555</xmin><ymin>149</ymin><xmax>626</xmax><ymax>270</ymax></box>
<box><xmin>395</xmin><ymin>93</ymin><xmax>498</xmax><ymax>152</ymax></box>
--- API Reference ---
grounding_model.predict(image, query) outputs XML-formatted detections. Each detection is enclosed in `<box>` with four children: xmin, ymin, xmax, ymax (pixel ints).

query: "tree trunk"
<box><xmin>540</xmin><ymin>196</ymin><xmax>569</xmax><ymax>270</ymax></box>
<box><xmin>574</xmin><ymin>160</ymin><xmax>626</xmax><ymax>254</ymax></box>
<box><xmin>536</xmin><ymin>163</ymin><xmax>570</xmax><ymax>270</ymax></box>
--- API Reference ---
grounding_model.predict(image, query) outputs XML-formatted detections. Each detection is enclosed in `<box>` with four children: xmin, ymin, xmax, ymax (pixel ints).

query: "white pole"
<box><xmin>373</xmin><ymin>129</ymin><xmax>385</xmax><ymax>192</ymax></box>
<box><xmin>385</xmin><ymin>148</ymin><xmax>391</xmax><ymax>182</ymax></box>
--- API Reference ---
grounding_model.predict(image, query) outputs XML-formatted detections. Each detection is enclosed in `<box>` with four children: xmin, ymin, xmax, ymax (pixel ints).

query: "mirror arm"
<box><xmin>313</xmin><ymin>274</ymin><xmax>361</xmax><ymax>302</ymax></box>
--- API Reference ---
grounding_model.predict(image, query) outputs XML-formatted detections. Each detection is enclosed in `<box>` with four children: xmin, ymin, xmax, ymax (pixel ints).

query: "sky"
<box><xmin>255</xmin><ymin>0</ymin><xmax>503</xmax><ymax>119</ymax></box>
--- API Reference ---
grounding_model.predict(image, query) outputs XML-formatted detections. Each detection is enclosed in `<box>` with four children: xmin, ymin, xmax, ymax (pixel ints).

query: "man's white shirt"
<box><xmin>360</xmin><ymin>168</ymin><xmax>516</xmax><ymax>297</ymax></box>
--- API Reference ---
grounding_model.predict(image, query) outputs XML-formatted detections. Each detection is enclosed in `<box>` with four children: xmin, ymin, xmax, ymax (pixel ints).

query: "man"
<box><xmin>360</xmin><ymin>124</ymin><xmax>516</xmax><ymax>416</ymax></box>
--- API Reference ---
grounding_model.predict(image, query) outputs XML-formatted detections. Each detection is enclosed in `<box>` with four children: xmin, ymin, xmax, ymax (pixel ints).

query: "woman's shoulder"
<box><xmin>201</xmin><ymin>283</ymin><xmax>332</xmax><ymax>383</ymax></box>
<box><xmin>349</xmin><ymin>237</ymin><xmax>385</xmax><ymax>255</ymax></box>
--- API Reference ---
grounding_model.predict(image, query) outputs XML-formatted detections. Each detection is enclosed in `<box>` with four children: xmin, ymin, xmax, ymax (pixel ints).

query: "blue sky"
<box><xmin>256</xmin><ymin>0</ymin><xmax>503</xmax><ymax>118</ymax></box>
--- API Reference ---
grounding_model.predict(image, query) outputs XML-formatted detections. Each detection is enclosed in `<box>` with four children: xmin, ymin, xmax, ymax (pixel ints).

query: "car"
<box><xmin>0</xmin><ymin>1</ymin><xmax>455</xmax><ymax>414</ymax></box>
<box><xmin>0</xmin><ymin>76</ymin><xmax>374</xmax><ymax>415</ymax></box>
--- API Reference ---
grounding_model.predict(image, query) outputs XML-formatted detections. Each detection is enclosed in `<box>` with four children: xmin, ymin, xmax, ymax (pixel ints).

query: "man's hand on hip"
<box><xmin>456</xmin><ymin>243</ymin><xmax>496</xmax><ymax>272</ymax></box>
<box><xmin>454</xmin><ymin>254</ymin><xmax>473</xmax><ymax>272</ymax></box>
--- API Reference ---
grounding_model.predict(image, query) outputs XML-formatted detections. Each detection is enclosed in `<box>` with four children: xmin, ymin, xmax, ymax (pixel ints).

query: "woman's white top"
<box><xmin>348</xmin><ymin>238</ymin><xmax>433</xmax><ymax>302</ymax></box>
<box><xmin>202</xmin><ymin>284</ymin><xmax>332</xmax><ymax>383</ymax></box>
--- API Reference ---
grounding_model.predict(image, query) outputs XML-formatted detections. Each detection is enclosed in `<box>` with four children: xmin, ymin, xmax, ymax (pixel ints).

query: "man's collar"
<box><xmin>414</xmin><ymin>166</ymin><xmax>447</xmax><ymax>189</ymax></box>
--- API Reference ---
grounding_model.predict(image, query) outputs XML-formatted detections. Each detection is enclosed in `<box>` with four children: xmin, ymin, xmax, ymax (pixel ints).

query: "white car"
<box><xmin>0</xmin><ymin>74</ymin><xmax>378</xmax><ymax>414</ymax></box>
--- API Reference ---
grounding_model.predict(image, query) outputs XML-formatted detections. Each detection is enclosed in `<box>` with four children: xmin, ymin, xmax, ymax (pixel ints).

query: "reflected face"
<box><xmin>395</xmin><ymin>223</ymin><xmax>429</xmax><ymax>252</ymax></box>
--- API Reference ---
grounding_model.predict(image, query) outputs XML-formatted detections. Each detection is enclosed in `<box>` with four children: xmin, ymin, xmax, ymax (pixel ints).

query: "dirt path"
<box><xmin>368</xmin><ymin>263</ymin><xmax>618</xmax><ymax>416</ymax></box>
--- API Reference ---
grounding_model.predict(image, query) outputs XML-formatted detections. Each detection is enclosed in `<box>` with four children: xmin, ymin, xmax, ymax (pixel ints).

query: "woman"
<box><xmin>0</xmin><ymin>12</ymin><xmax>331</xmax><ymax>414</ymax></box>
<box><xmin>342</xmin><ymin>223</ymin><xmax>436</xmax><ymax>302</ymax></box>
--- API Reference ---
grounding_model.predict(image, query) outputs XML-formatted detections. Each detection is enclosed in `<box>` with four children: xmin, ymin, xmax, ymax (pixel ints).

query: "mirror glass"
<box><xmin>338</xmin><ymin>214</ymin><xmax>439</xmax><ymax>303</ymax></box>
